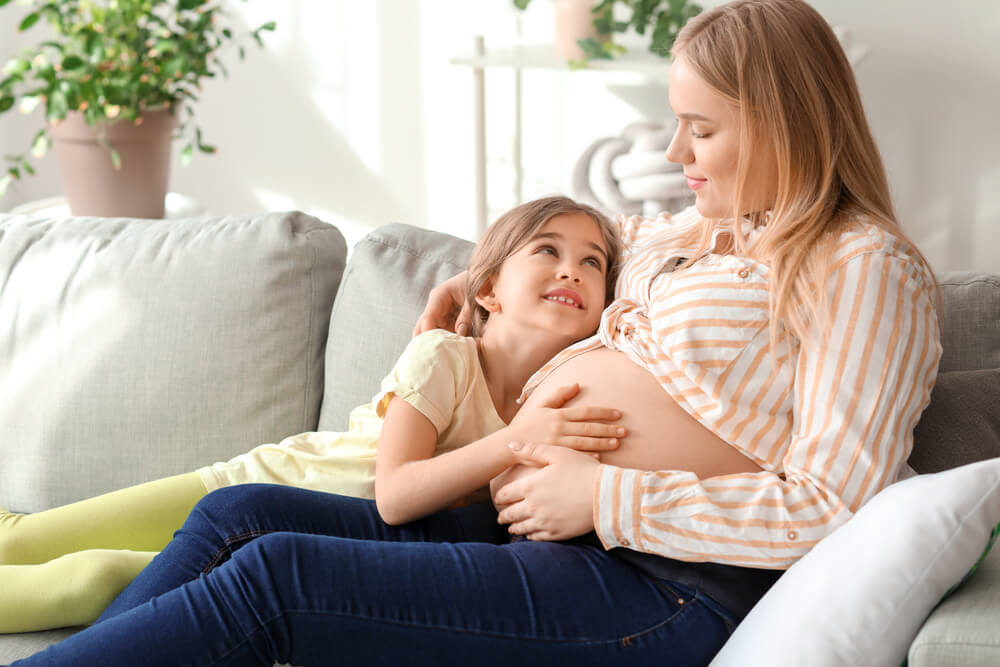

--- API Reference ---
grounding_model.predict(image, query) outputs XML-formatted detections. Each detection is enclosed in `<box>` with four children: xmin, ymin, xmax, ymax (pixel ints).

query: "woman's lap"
<box><xmin>36</xmin><ymin>485</ymin><xmax>736</xmax><ymax>666</ymax></box>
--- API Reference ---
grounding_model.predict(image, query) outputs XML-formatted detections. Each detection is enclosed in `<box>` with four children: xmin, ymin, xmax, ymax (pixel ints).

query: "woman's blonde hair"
<box><xmin>465</xmin><ymin>196</ymin><xmax>622</xmax><ymax>337</ymax></box>
<box><xmin>672</xmin><ymin>0</ymin><xmax>935</xmax><ymax>345</ymax></box>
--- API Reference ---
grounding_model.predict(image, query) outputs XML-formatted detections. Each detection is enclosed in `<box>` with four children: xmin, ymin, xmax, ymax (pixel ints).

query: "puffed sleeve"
<box><xmin>373</xmin><ymin>330</ymin><xmax>470</xmax><ymax>437</ymax></box>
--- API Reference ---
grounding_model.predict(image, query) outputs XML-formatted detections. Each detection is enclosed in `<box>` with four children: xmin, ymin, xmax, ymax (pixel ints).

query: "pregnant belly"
<box><xmin>523</xmin><ymin>348</ymin><xmax>762</xmax><ymax>477</ymax></box>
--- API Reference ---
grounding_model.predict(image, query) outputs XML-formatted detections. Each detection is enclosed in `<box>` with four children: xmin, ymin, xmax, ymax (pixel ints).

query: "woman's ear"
<box><xmin>475</xmin><ymin>278</ymin><xmax>500</xmax><ymax>313</ymax></box>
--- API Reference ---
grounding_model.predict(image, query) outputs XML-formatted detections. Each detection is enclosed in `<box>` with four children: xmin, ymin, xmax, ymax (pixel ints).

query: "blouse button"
<box><xmin>621</xmin><ymin>538</ymin><xmax>631</xmax><ymax>547</ymax></box>
<box><xmin>738</xmin><ymin>268</ymin><xmax>750</xmax><ymax>279</ymax></box>
<box><xmin>787</xmin><ymin>530</ymin><xmax>798</xmax><ymax>541</ymax></box>
<box><xmin>622</xmin><ymin>324</ymin><xmax>635</xmax><ymax>337</ymax></box>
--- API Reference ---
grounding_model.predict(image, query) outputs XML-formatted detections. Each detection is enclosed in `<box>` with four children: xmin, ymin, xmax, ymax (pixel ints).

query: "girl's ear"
<box><xmin>475</xmin><ymin>278</ymin><xmax>500</xmax><ymax>313</ymax></box>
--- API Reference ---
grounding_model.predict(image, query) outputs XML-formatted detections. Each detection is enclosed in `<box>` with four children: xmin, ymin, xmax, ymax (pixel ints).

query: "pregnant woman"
<box><xmin>8</xmin><ymin>1</ymin><xmax>941</xmax><ymax>665</ymax></box>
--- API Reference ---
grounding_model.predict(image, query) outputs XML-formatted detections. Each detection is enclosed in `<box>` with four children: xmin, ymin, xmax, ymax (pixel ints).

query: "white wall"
<box><xmin>2</xmin><ymin>0</ymin><xmax>998</xmax><ymax>272</ymax></box>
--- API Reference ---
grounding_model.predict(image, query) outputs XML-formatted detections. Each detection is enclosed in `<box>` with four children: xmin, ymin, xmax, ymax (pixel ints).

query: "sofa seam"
<box><xmin>938</xmin><ymin>276</ymin><xmax>1000</xmax><ymax>289</ymax></box>
<box><xmin>301</xmin><ymin>221</ymin><xmax>319</xmax><ymax>431</ymax></box>
<box><xmin>364</xmin><ymin>234</ymin><xmax>468</xmax><ymax>270</ymax></box>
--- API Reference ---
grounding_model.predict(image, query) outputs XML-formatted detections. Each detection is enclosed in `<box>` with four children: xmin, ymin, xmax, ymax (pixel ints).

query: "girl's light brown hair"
<box><xmin>465</xmin><ymin>196</ymin><xmax>622</xmax><ymax>337</ymax></box>
<box><xmin>671</xmin><ymin>0</ymin><xmax>935</xmax><ymax>346</ymax></box>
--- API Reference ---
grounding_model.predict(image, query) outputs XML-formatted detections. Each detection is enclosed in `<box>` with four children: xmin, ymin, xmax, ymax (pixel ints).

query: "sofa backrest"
<box><xmin>0</xmin><ymin>212</ymin><xmax>346</xmax><ymax>513</ymax></box>
<box><xmin>936</xmin><ymin>272</ymin><xmax>1000</xmax><ymax>372</ymax></box>
<box><xmin>318</xmin><ymin>223</ymin><xmax>474</xmax><ymax>431</ymax></box>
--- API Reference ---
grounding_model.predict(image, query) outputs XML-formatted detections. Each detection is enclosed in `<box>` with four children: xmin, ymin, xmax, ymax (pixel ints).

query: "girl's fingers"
<box><xmin>565</xmin><ymin>422</ymin><xmax>625</xmax><ymax>438</ymax></box>
<box><xmin>562</xmin><ymin>406</ymin><xmax>622</xmax><ymax>422</ymax></box>
<box><xmin>560</xmin><ymin>436</ymin><xmax>619</xmax><ymax>451</ymax></box>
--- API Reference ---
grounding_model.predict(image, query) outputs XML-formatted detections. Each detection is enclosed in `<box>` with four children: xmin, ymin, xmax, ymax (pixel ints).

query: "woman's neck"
<box><xmin>475</xmin><ymin>329</ymin><xmax>569</xmax><ymax>423</ymax></box>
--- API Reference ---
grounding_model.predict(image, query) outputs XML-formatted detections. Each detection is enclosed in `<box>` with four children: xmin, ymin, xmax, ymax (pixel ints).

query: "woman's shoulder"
<box><xmin>830</xmin><ymin>218</ymin><xmax>935</xmax><ymax>290</ymax></box>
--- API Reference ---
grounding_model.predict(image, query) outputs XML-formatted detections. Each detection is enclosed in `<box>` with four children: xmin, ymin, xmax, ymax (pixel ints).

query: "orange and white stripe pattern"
<box><xmin>520</xmin><ymin>206</ymin><xmax>941</xmax><ymax>569</ymax></box>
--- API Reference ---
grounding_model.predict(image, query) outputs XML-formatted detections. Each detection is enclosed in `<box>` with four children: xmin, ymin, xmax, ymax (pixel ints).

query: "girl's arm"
<box><xmin>374</xmin><ymin>397</ymin><xmax>519</xmax><ymax>525</ymax></box>
<box><xmin>375</xmin><ymin>385</ymin><xmax>623</xmax><ymax>526</ymax></box>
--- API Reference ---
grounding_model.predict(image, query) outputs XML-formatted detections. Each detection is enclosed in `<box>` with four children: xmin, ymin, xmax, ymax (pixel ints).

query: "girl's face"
<box><xmin>665</xmin><ymin>54</ymin><xmax>778</xmax><ymax>219</ymax></box>
<box><xmin>480</xmin><ymin>213</ymin><xmax>609</xmax><ymax>345</ymax></box>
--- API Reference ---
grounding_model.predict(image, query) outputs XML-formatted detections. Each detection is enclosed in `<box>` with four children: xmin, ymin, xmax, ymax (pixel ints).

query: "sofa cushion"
<box><xmin>318</xmin><ymin>223</ymin><xmax>474</xmax><ymax>431</ymax></box>
<box><xmin>937</xmin><ymin>272</ymin><xmax>1000</xmax><ymax>372</ymax></box>
<box><xmin>909</xmin><ymin>368</ymin><xmax>1000</xmax><ymax>474</ymax></box>
<box><xmin>711</xmin><ymin>457</ymin><xmax>1000</xmax><ymax>667</ymax></box>
<box><xmin>0</xmin><ymin>212</ymin><xmax>346</xmax><ymax>512</ymax></box>
<box><xmin>908</xmin><ymin>541</ymin><xmax>1000</xmax><ymax>667</ymax></box>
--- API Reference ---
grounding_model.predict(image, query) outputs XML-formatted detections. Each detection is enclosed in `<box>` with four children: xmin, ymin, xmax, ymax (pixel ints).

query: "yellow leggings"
<box><xmin>0</xmin><ymin>472</ymin><xmax>207</xmax><ymax>633</ymax></box>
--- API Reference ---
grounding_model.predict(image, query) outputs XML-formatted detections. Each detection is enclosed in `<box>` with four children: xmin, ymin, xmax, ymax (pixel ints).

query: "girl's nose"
<box><xmin>558</xmin><ymin>268</ymin><xmax>582</xmax><ymax>283</ymax></box>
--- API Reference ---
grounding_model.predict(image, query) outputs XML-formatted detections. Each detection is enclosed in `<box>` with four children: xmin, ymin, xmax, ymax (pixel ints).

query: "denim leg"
<box><xmin>15</xmin><ymin>530</ymin><xmax>733</xmax><ymax>667</ymax></box>
<box><xmin>100</xmin><ymin>484</ymin><xmax>507</xmax><ymax>621</ymax></box>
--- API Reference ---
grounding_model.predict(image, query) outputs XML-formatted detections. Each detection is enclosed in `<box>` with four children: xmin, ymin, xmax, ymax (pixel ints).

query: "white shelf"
<box><xmin>449</xmin><ymin>42</ymin><xmax>671</xmax><ymax>80</ymax></box>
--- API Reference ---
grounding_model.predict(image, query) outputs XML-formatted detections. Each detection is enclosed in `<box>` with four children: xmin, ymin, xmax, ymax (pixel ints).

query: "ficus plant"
<box><xmin>0</xmin><ymin>0</ymin><xmax>275</xmax><ymax>197</ymax></box>
<box><xmin>513</xmin><ymin>0</ymin><xmax>701</xmax><ymax>68</ymax></box>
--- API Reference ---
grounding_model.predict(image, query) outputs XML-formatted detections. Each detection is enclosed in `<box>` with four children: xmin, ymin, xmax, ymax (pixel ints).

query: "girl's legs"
<box><xmin>0</xmin><ymin>472</ymin><xmax>207</xmax><ymax>632</ymax></box>
<box><xmin>0</xmin><ymin>550</ymin><xmax>155</xmax><ymax>633</ymax></box>
<box><xmin>27</xmin><ymin>485</ymin><xmax>739</xmax><ymax>666</ymax></box>
<box><xmin>0</xmin><ymin>472</ymin><xmax>207</xmax><ymax>562</ymax></box>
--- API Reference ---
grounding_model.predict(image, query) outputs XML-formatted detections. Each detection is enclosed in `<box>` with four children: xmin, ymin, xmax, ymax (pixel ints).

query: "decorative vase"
<box><xmin>49</xmin><ymin>108</ymin><xmax>178</xmax><ymax>219</ymax></box>
<box><xmin>553</xmin><ymin>0</ymin><xmax>598</xmax><ymax>60</ymax></box>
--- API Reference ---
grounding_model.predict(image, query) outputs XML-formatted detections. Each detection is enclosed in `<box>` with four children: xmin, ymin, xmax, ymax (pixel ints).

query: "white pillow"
<box><xmin>711</xmin><ymin>457</ymin><xmax>1000</xmax><ymax>667</ymax></box>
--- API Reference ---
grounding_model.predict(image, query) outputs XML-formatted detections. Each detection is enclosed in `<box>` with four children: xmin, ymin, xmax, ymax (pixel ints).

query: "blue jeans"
<box><xmin>13</xmin><ymin>485</ymin><xmax>738</xmax><ymax>666</ymax></box>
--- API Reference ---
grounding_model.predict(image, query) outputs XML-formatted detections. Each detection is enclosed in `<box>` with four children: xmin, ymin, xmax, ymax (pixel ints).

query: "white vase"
<box><xmin>553</xmin><ymin>0</ymin><xmax>597</xmax><ymax>60</ymax></box>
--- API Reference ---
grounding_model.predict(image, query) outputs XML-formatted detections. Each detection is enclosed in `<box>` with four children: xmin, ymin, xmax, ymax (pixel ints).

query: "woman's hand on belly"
<box><xmin>506</xmin><ymin>383</ymin><xmax>624</xmax><ymax>454</ymax></box>
<box><xmin>491</xmin><ymin>443</ymin><xmax>600</xmax><ymax>542</ymax></box>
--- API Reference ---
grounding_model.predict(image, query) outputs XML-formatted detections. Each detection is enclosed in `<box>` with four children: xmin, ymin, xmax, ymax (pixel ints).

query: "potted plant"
<box><xmin>514</xmin><ymin>0</ymin><xmax>701</xmax><ymax>68</ymax></box>
<box><xmin>0</xmin><ymin>0</ymin><xmax>275</xmax><ymax>217</ymax></box>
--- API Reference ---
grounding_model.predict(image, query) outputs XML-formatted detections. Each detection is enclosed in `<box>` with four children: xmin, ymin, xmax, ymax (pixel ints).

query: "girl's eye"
<box><xmin>584</xmin><ymin>256</ymin><xmax>604</xmax><ymax>270</ymax></box>
<box><xmin>536</xmin><ymin>245</ymin><xmax>557</xmax><ymax>256</ymax></box>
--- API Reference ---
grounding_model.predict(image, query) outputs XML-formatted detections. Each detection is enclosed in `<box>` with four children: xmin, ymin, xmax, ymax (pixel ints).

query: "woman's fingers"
<box><xmin>455</xmin><ymin>301</ymin><xmax>474</xmax><ymax>337</ymax></box>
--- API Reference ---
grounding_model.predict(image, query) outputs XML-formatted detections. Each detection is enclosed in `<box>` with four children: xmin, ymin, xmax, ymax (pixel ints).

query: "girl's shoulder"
<box><xmin>407</xmin><ymin>329</ymin><xmax>478</xmax><ymax>362</ymax></box>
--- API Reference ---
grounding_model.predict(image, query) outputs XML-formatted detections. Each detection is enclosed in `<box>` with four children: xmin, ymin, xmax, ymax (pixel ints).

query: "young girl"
<box><xmin>0</xmin><ymin>195</ymin><xmax>624</xmax><ymax>632</ymax></box>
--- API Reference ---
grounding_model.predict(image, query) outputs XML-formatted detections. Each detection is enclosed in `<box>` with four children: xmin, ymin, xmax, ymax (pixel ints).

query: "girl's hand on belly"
<box><xmin>492</xmin><ymin>442</ymin><xmax>600</xmax><ymax>542</ymax></box>
<box><xmin>507</xmin><ymin>383</ymin><xmax>625</xmax><ymax>454</ymax></box>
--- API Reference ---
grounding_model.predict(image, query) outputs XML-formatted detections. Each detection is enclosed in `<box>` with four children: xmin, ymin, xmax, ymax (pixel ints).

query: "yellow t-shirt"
<box><xmin>197</xmin><ymin>330</ymin><xmax>506</xmax><ymax>502</ymax></box>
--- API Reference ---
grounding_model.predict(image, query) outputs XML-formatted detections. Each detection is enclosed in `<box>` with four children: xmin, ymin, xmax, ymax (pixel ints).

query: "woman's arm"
<box><xmin>412</xmin><ymin>271</ymin><xmax>471</xmax><ymax>337</ymax></box>
<box><xmin>494</xmin><ymin>247</ymin><xmax>942</xmax><ymax>566</ymax></box>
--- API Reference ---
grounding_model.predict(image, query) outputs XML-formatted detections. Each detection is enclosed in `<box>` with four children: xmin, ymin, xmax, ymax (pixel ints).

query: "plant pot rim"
<box><xmin>49</xmin><ymin>107</ymin><xmax>179</xmax><ymax>142</ymax></box>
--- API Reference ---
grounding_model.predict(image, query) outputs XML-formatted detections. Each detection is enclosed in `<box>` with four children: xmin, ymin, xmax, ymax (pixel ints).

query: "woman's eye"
<box><xmin>690</xmin><ymin>128</ymin><xmax>709</xmax><ymax>139</ymax></box>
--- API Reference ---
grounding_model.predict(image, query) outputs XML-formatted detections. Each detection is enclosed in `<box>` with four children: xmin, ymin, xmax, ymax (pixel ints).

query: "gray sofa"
<box><xmin>0</xmin><ymin>211</ymin><xmax>997</xmax><ymax>665</ymax></box>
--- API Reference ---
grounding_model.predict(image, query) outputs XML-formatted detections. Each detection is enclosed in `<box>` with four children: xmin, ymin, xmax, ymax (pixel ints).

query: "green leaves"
<box><xmin>18</xmin><ymin>11</ymin><xmax>41</xmax><ymax>32</ymax></box>
<box><xmin>515</xmin><ymin>0</ymin><xmax>702</xmax><ymax>67</ymax></box>
<box><xmin>0</xmin><ymin>0</ymin><xmax>277</xmax><ymax>193</ymax></box>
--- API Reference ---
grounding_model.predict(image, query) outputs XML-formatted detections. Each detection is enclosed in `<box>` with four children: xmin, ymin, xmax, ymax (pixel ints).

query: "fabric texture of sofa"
<box><xmin>0</xmin><ymin>212</ymin><xmax>997</xmax><ymax>665</ymax></box>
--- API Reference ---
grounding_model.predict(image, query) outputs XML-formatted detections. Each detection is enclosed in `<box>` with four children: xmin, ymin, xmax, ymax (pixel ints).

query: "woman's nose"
<box><xmin>665</xmin><ymin>129</ymin><xmax>689</xmax><ymax>165</ymax></box>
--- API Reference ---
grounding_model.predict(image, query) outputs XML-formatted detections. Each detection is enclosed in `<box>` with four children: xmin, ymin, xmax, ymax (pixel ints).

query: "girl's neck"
<box><xmin>475</xmin><ymin>329</ymin><xmax>568</xmax><ymax>423</ymax></box>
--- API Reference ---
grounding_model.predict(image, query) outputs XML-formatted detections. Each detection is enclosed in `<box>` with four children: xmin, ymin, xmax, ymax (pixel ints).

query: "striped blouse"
<box><xmin>519</xmin><ymin>205</ymin><xmax>942</xmax><ymax>569</ymax></box>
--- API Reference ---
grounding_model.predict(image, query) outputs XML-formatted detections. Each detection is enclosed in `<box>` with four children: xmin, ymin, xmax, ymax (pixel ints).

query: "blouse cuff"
<box><xmin>594</xmin><ymin>464</ymin><xmax>643</xmax><ymax>551</ymax></box>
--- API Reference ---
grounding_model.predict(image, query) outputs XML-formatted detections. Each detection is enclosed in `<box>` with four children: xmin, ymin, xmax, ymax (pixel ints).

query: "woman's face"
<box><xmin>665</xmin><ymin>54</ymin><xmax>778</xmax><ymax>219</ymax></box>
